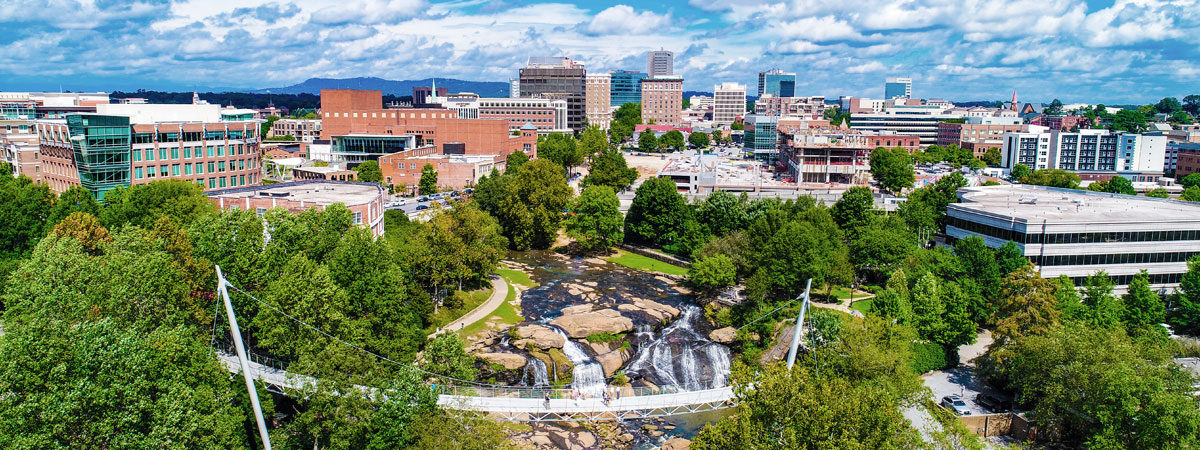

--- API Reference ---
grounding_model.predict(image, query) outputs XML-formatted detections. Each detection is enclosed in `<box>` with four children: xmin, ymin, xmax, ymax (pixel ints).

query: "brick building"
<box><xmin>937</xmin><ymin>121</ymin><xmax>1028</xmax><ymax>157</ymax></box>
<box><xmin>640</xmin><ymin>76</ymin><xmax>683</xmax><ymax>127</ymax></box>
<box><xmin>206</xmin><ymin>180</ymin><xmax>386</xmax><ymax>237</ymax></box>
<box><xmin>36</xmin><ymin>103</ymin><xmax>262</xmax><ymax>199</ymax></box>
<box><xmin>269</xmin><ymin>119</ymin><xmax>322</xmax><ymax>142</ymax></box>
<box><xmin>585</xmin><ymin>73</ymin><xmax>611</xmax><ymax>130</ymax></box>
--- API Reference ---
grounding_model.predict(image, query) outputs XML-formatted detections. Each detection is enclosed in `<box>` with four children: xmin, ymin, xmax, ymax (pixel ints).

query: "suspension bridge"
<box><xmin>211</xmin><ymin>265</ymin><xmax>812</xmax><ymax>448</ymax></box>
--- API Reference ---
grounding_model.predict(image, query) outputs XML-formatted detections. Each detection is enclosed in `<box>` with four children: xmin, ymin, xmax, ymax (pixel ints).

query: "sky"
<box><xmin>1</xmin><ymin>0</ymin><xmax>1198</xmax><ymax>103</ymax></box>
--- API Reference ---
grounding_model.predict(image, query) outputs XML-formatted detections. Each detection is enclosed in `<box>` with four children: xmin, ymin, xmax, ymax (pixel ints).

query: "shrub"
<box><xmin>585</xmin><ymin>332</ymin><xmax>621</xmax><ymax>343</ymax></box>
<box><xmin>910</xmin><ymin>341</ymin><xmax>950</xmax><ymax>374</ymax></box>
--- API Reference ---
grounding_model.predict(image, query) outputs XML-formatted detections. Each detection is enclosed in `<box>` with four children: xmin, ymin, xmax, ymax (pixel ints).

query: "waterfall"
<box><xmin>523</xmin><ymin>358</ymin><xmax>549</xmax><ymax>386</ymax></box>
<box><xmin>554</xmin><ymin>328</ymin><xmax>606</xmax><ymax>395</ymax></box>
<box><xmin>626</xmin><ymin>305</ymin><xmax>732</xmax><ymax>391</ymax></box>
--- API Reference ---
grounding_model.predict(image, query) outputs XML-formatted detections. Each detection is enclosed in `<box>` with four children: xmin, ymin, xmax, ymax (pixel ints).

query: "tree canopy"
<box><xmin>868</xmin><ymin>147</ymin><xmax>914</xmax><ymax>193</ymax></box>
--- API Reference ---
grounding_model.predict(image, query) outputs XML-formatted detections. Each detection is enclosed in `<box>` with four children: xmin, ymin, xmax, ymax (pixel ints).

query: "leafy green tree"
<box><xmin>50</xmin><ymin>211</ymin><xmax>112</xmax><ymax>255</ymax></box>
<box><xmin>1089</xmin><ymin>176</ymin><xmax>1135</xmax><ymax>195</ymax></box>
<box><xmin>45</xmin><ymin>185</ymin><xmax>101</xmax><ymax>231</ymax></box>
<box><xmin>1184</xmin><ymin>185</ymin><xmax>1200</xmax><ymax>202</ymax></box>
<box><xmin>689</xmin><ymin>254</ymin><xmax>736</xmax><ymax>297</ymax></box>
<box><xmin>419</xmin><ymin>163</ymin><xmax>438</xmax><ymax>195</ymax></box>
<box><xmin>1181</xmin><ymin>173</ymin><xmax>1200</xmax><ymax>189</ymax></box>
<box><xmin>1146</xmin><ymin>187</ymin><xmax>1170</xmax><ymax>198</ymax></box>
<box><xmin>987</xmin><ymin>324</ymin><xmax>1200</xmax><ymax>448</ymax></box>
<box><xmin>505</xmin><ymin>150</ymin><xmax>529</xmax><ymax>171</ymax></box>
<box><xmin>1054</xmin><ymin>275</ymin><xmax>1083</xmax><ymax>320</ymax></box>
<box><xmin>1122</xmin><ymin>271</ymin><xmax>1165</xmax><ymax>333</ymax></box>
<box><xmin>1155</xmin><ymin>97</ymin><xmax>1183</xmax><ymax>114</ymax></box>
<box><xmin>831</xmin><ymin>186</ymin><xmax>874</xmax><ymax>233</ymax></box>
<box><xmin>624</xmin><ymin>177</ymin><xmax>691</xmax><ymax>248</ymax></box>
<box><xmin>954</xmin><ymin>236</ymin><xmax>1002</xmax><ymax>295</ymax></box>
<box><xmin>1010</xmin><ymin>163</ymin><xmax>1031</xmax><ymax>181</ymax></box>
<box><xmin>608</xmin><ymin>121</ymin><xmax>633</xmax><ymax>145</ymax></box>
<box><xmin>424</xmin><ymin>333</ymin><xmax>477</xmax><ymax>380</ymax></box>
<box><xmin>982</xmin><ymin>148</ymin><xmax>1002</xmax><ymax>166</ymax></box>
<box><xmin>660</xmin><ymin>130</ymin><xmax>686</xmax><ymax>151</ymax></box>
<box><xmin>696</xmin><ymin>190</ymin><xmax>748</xmax><ymax>236</ymax></box>
<box><xmin>693</xmin><ymin>231</ymin><xmax>754</xmax><ymax>279</ymax></box>
<box><xmin>582</xmin><ymin>150</ymin><xmax>637</xmax><ymax>192</ymax></box>
<box><xmin>261</xmin><ymin>114</ymin><xmax>280</xmax><ymax>136</ymax></box>
<box><xmin>1045</xmin><ymin>98</ymin><xmax>1064</xmax><ymax>115</ymax></box>
<box><xmin>578</xmin><ymin>125</ymin><xmax>608</xmax><ymax>158</ymax></box>
<box><xmin>872</xmin><ymin>269</ymin><xmax>913</xmax><ymax>323</ymax></box>
<box><xmin>408</xmin><ymin>410</ymin><xmax>518</xmax><ymax>450</ymax></box>
<box><xmin>1021</xmin><ymin>169</ymin><xmax>1081</xmax><ymax>189</ymax></box>
<box><xmin>474</xmin><ymin>158</ymin><xmax>572</xmax><ymax>250</ymax></box>
<box><xmin>1171</xmin><ymin>256</ymin><xmax>1200</xmax><ymax>335</ymax></box>
<box><xmin>710</xmin><ymin>129</ymin><xmax>723</xmax><ymax>145</ymax></box>
<box><xmin>910</xmin><ymin>272</ymin><xmax>947</xmax><ymax>339</ymax></box>
<box><xmin>403</xmin><ymin>202</ymin><xmax>507</xmax><ymax>309</ymax></box>
<box><xmin>0</xmin><ymin>175</ymin><xmax>55</xmax><ymax>255</ymax></box>
<box><xmin>992</xmin><ymin>264</ymin><xmax>1061</xmax><ymax>342</ymax></box>
<box><xmin>688</xmin><ymin>131</ymin><xmax>710</xmax><ymax>148</ymax></box>
<box><xmin>850</xmin><ymin>216</ymin><xmax>917</xmax><ymax>281</ymax></box>
<box><xmin>565</xmin><ymin>185</ymin><xmax>624</xmax><ymax>252</ymax></box>
<box><xmin>1183</xmin><ymin>94</ymin><xmax>1200</xmax><ymax>116</ymax></box>
<box><xmin>637</xmin><ymin>131</ymin><xmax>659</xmax><ymax>152</ymax></box>
<box><xmin>1170</xmin><ymin>110</ymin><xmax>1195</xmax><ymax>124</ymax></box>
<box><xmin>995</xmin><ymin>241</ymin><xmax>1027</xmax><ymax>276</ymax></box>
<box><xmin>1110</xmin><ymin>109</ymin><xmax>1148</xmax><ymax>133</ymax></box>
<box><xmin>612</xmin><ymin>102</ymin><xmax>642</xmax><ymax>127</ymax></box>
<box><xmin>868</xmin><ymin>147</ymin><xmax>914</xmax><ymax>193</ymax></box>
<box><xmin>730</xmin><ymin>121</ymin><xmax>744</xmax><ymax>131</ymax></box>
<box><xmin>366</xmin><ymin>369</ymin><xmax>439</xmax><ymax>449</ymax></box>
<box><xmin>897</xmin><ymin>172</ymin><xmax>967</xmax><ymax>241</ymax></box>
<box><xmin>0</xmin><ymin>320</ymin><xmax>251</xmax><ymax>448</ymax></box>
<box><xmin>100</xmin><ymin>179</ymin><xmax>215</xmax><ymax>230</ymax></box>
<box><xmin>354</xmin><ymin>160</ymin><xmax>382</xmax><ymax>183</ymax></box>
<box><xmin>760</xmin><ymin>214</ymin><xmax>852</xmax><ymax>298</ymax></box>
<box><xmin>538</xmin><ymin>133</ymin><xmax>583</xmax><ymax>172</ymax></box>
<box><xmin>1082</xmin><ymin>271</ymin><xmax>1124</xmax><ymax>329</ymax></box>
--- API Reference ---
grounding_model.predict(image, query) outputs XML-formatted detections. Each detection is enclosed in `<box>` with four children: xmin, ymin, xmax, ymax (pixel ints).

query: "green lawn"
<box><xmin>825</xmin><ymin>285</ymin><xmax>874</xmax><ymax>300</ymax></box>
<box><xmin>851</xmin><ymin>299</ymin><xmax>874</xmax><ymax>313</ymax></box>
<box><xmin>459</xmin><ymin>273</ymin><xmax>524</xmax><ymax>338</ymax></box>
<box><xmin>604</xmin><ymin>250</ymin><xmax>689</xmax><ymax>276</ymax></box>
<box><xmin>495</xmin><ymin>268</ymin><xmax>535</xmax><ymax>288</ymax></box>
<box><xmin>424</xmin><ymin>286</ymin><xmax>493</xmax><ymax>334</ymax></box>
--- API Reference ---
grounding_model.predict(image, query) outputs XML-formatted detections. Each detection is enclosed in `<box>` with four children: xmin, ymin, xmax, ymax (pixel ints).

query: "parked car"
<box><xmin>941</xmin><ymin>395</ymin><xmax>971</xmax><ymax>416</ymax></box>
<box><xmin>975</xmin><ymin>393</ymin><xmax>1013</xmax><ymax>413</ymax></box>
<box><xmin>418</xmin><ymin>196</ymin><xmax>429</xmax><ymax>202</ymax></box>
<box><xmin>415</xmin><ymin>204</ymin><xmax>429</xmax><ymax>211</ymax></box>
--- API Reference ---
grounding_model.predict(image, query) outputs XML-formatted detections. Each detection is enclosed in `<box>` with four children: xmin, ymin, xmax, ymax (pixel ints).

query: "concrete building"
<box><xmin>754</xmin><ymin>95</ymin><xmax>826</xmax><ymax>119</ymax></box>
<box><xmin>646</xmin><ymin>50</ymin><xmax>673</xmax><ymax>77</ymax></box>
<box><xmin>432</xmin><ymin>93</ymin><xmax>568</xmax><ymax>134</ymax></box>
<box><xmin>293</xmin><ymin>166</ymin><xmax>357</xmax><ymax>182</ymax></box>
<box><xmin>206</xmin><ymin>180</ymin><xmax>386</xmax><ymax>237</ymax></box>
<box><xmin>885</xmin><ymin>77</ymin><xmax>912</xmax><ymax>99</ymax></box>
<box><xmin>1028</xmin><ymin>114</ymin><xmax>1093</xmax><ymax>131</ymax></box>
<box><xmin>1000</xmin><ymin>129</ymin><xmax>1166</xmax><ymax>181</ymax></box>
<box><xmin>848</xmin><ymin>100</ymin><xmax>964</xmax><ymax>146</ymax></box>
<box><xmin>712</xmin><ymin>82</ymin><xmax>746</xmax><ymax>128</ymax></box>
<box><xmin>36</xmin><ymin>103</ymin><xmax>262</xmax><ymax>199</ymax></box>
<box><xmin>757</xmin><ymin>69</ymin><xmax>796</xmax><ymax>97</ymax></box>
<box><xmin>519</xmin><ymin>57</ymin><xmax>586</xmax><ymax>132</ymax></box>
<box><xmin>610</xmin><ymin>70</ymin><xmax>647</xmax><ymax>107</ymax></box>
<box><xmin>585</xmin><ymin>73</ymin><xmax>612</xmax><ymax>130</ymax></box>
<box><xmin>947</xmin><ymin>184</ymin><xmax>1200</xmax><ymax>291</ymax></box>
<box><xmin>269</xmin><ymin>119</ymin><xmax>322</xmax><ymax>142</ymax></box>
<box><xmin>1166</xmin><ymin>142</ymin><xmax>1200</xmax><ymax>176</ymax></box>
<box><xmin>782</xmin><ymin>129</ymin><xmax>920</xmax><ymax>184</ymax></box>
<box><xmin>640</xmin><ymin>76</ymin><xmax>683</xmax><ymax>127</ymax></box>
<box><xmin>319</xmin><ymin>89</ymin><xmax>536</xmax><ymax>171</ymax></box>
<box><xmin>509</xmin><ymin>78</ymin><xmax>520</xmax><ymax>99</ymax></box>
<box><xmin>689</xmin><ymin>95</ymin><xmax>714</xmax><ymax>111</ymax></box>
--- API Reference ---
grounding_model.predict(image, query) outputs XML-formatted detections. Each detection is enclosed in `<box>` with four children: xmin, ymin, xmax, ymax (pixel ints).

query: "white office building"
<box><xmin>1000</xmin><ymin>128</ymin><xmax>1166</xmax><ymax>181</ymax></box>
<box><xmin>712</xmin><ymin>82</ymin><xmax>746</xmax><ymax>128</ymax></box>
<box><xmin>647</xmin><ymin>50</ymin><xmax>674</xmax><ymax>77</ymax></box>
<box><xmin>947</xmin><ymin>184</ymin><xmax>1200</xmax><ymax>292</ymax></box>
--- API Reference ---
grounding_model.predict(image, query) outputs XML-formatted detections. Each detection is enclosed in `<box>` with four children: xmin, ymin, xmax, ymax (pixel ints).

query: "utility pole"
<box><xmin>216</xmin><ymin>265</ymin><xmax>273</xmax><ymax>450</ymax></box>
<box><xmin>785</xmin><ymin>278</ymin><xmax>813</xmax><ymax>370</ymax></box>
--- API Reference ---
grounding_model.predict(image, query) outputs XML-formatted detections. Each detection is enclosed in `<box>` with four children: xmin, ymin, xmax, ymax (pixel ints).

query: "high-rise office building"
<box><xmin>713</xmin><ymin>82</ymin><xmax>746</xmax><ymax>127</ymax></box>
<box><xmin>610</xmin><ymin>70</ymin><xmax>647</xmax><ymax>107</ymax></box>
<box><xmin>757</xmin><ymin>69</ymin><xmax>796</xmax><ymax>97</ymax></box>
<box><xmin>509</xmin><ymin>78</ymin><xmax>520</xmax><ymax>99</ymax></box>
<box><xmin>640</xmin><ymin>76</ymin><xmax>683</xmax><ymax>127</ymax></box>
<box><xmin>585</xmin><ymin>73</ymin><xmax>612</xmax><ymax>130</ymax></box>
<box><xmin>519</xmin><ymin>57</ymin><xmax>586</xmax><ymax>132</ymax></box>
<box><xmin>647</xmin><ymin>50</ymin><xmax>673</xmax><ymax>77</ymax></box>
<box><xmin>885</xmin><ymin>77</ymin><xmax>912</xmax><ymax>99</ymax></box>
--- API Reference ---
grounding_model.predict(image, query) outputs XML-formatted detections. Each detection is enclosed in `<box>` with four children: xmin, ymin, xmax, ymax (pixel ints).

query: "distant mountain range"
<box><xmin>251</xmin><ymin>77</ymin><xmax>510</xmax><ymax>97</ymax></box>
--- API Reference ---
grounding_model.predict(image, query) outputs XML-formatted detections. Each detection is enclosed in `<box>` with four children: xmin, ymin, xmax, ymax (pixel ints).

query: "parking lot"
<box><xmin>923</xmin><ymin>366</ymin><xmax>1006</xmax><ymax>416</ymax></box>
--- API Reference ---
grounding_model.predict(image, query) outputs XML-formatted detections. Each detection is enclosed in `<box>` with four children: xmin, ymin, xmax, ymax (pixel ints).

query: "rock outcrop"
<box><xmin>550</xmin><ymin>308</ymin><xmax>634</xmax><ymax>339</ymax></box>
<box><xmin>662</xmin><ymin>437</ymin><xmax>692</xmax><ymax>450</ymax></box>
<box><xmin>594</xmin><ymin>347</ymin><xmax>632</xmax><ymax>377</ymax></box>
<box><xmin>476</xmin><ymin>352</ymin><xmax>527</xmax><ymax>370</ymax></box>
<box><xmin>708</xmin><ymin>326</ymin><xmax>738</xmax><ymax>344</ymax></box>
<box><xmin>617</xmin><ymin>298</ymin><xmax>681</xmax><ymax>322</ymax></box>
<box><xmin>512</xmin><ymin>324</ymin><xmax>566</xmax><ymax>349</ymax></box>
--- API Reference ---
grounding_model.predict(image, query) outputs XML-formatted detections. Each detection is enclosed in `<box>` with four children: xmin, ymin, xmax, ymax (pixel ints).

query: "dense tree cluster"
<box><xmin>474</xmin><ymin>159</ymin><xmax>573</xmax><ymax>250</ymax></box>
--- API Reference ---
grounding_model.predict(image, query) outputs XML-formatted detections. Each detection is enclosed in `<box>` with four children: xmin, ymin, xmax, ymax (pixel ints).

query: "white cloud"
<box><xmin>845</xmin><ymin>60</ymin><xmax>886</xmax><ymax>73</ymax></box>
<box><xmin>582</xmin><ymin>5</ymin><xmax>671</xmax><ymax>35</ymax></box>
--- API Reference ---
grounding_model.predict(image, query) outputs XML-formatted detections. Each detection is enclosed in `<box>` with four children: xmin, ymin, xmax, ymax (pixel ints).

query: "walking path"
<box><xmin>429</xmin><ymin>276</ymin><xmax>509</xmax><ymax>338</ymax></box>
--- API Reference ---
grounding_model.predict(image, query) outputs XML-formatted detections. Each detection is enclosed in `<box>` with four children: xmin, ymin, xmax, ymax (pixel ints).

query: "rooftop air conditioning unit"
<box><xmin>1018</xmin><ymin>196</ymin><xmax>1038</xmax><ymax>204</ymax></box>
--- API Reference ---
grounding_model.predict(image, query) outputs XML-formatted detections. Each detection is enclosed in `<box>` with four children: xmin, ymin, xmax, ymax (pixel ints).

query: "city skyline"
<box><xmin>1</xmin><ymin>0</ymin><xmax>1198</xmax><ymax>103</ymax></box>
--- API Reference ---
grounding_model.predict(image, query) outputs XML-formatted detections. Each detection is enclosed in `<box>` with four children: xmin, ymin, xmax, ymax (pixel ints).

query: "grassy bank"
<box><xmin>424</xmin><ymin>287</ymin><xmax>492</xmax><ymax>334</ymax></box>
<box><xmin>604</xmin><ymin>250</ymin><xmax>688</xmax><ymax>276</ymax></box>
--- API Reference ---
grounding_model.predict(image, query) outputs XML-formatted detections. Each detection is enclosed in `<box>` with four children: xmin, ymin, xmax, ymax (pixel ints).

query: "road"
<box><xmin>428</xmin><ymin>276</ymin><xmax>509</xmax><ymax>338</ymax></box>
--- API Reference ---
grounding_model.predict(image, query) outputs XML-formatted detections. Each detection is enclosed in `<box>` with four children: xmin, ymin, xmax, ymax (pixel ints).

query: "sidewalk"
<box><xmin>428</xmin><ymin>276</ymin><xmax>509</xmax><ymax>338</ymax></box>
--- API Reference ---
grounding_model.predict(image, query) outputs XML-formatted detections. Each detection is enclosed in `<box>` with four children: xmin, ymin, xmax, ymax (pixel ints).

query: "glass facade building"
<box><xmin>757</xmin><ymin>70</ymin><xmax>796</xmax><ymax>97</ymax></box>
<box><xmin>743</xmin><ymin>114</ymin><xmax>780</xmax><ymax>162</ymax></box>
<box><xmin>610</xmin><ymin>71</ymin><xmax>648</xmax><ymax>107</ymax></box>
<box><xmin>66</xmin><ymin>114</ymin><xmax>132</xmax><ymax>199</ymax></box>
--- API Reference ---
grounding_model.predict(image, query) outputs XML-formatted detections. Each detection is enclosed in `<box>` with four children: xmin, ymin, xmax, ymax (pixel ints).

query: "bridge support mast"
<box><xmin>217</xmin><ymin>265</ymin><xmax>274</xmax><ymax>450</ymax></box>
<box><xmin>785</xmin><ymin>279</ymin><xmax>812</xmax><ymax>370</ymax></box>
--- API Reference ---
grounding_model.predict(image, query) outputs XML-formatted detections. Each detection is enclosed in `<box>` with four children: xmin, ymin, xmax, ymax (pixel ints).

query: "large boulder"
<box><xmin>550</xmin><ymin>308</ymin><xmax>634</xmax><ymax>339</ymax></box>
<box><xmin>594</xmin><ymin>347</ymin><xmax>632</xmax><ymax>377</ymax></box>
<box><xmin>618</xmin><ymin>299</ymin><xmax>681</xmax><ymax>323</ymax></box>
<box><xmin>708</xmin><ymin>327</ymin><xmax>738</xmax><ymax>344</ymax></box>
<box><xmin>512</xmin><ymin>324</ymin><xmax>566</xmax><ymax>349</ymax></box>
<box><xmin>561</xmin><ymin>304</ymin><xmax>595</xmax><ymax>315</ymax></box>
<box><xmin>476</xmin><ymin>352</ymin><xmax>527</xmax><ymax>370</ymax></box>
<box><xmin>662</xmin><ymin>438</ymin><xmax>691</xmax><ymax>450</ymax></box>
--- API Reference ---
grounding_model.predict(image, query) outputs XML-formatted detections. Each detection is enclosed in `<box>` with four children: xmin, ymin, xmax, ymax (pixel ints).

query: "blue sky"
<box><xmin>1</xmin><ymin>0</ymin><xmax>1198</xmax><ymax>103</ymax></box>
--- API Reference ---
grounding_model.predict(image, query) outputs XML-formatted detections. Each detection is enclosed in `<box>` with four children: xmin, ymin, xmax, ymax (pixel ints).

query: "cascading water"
<box><xmin>626</xmin><ymin>305</ymin><xmax>731</xmax><ymax>391</ymax></box>
<box><xmin>554</xmin><ymin>328</ymin><xmax>606</xmax><ymax>395</ymax></box>
<box><xmin>523</xmin><ymin>358</ymin><xmax>549</xmax><ymax>386</ymax></box>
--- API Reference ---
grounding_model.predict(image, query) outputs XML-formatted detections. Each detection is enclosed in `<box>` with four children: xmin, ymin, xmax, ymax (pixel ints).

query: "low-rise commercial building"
<box><xmin>36</xmin><ymin>103</ymin><xmax>262</xmax><ymax>199</ymax></box>
<box><xmin>947</xmin><ymin>184</ymin><xmax>1200</xmax><ymax>291</ymax></box>
<box><xmin>206</xmin><ymin>180</ymin><xmax>386</xmax><ymax>237</ymax></box>
<box><xmin>433</xmin><ymin>93</ymin><xmax>568</xmax><ymax>134</ymax></box>
<box><xmin>937</xmin><ymin>118</ymin><xmax>1028</xmax><ymax>157</ymax></box>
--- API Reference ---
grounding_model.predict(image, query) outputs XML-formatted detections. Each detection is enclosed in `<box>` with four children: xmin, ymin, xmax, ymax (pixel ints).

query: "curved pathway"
<box><xmin>429</xmin><ymin>276</ymin><xmax>509</xmax><ymax>338</ymax></box>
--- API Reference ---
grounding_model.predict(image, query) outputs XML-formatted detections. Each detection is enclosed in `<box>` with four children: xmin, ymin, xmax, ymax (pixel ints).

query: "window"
<box><xmin>160</xmin><ymin>166</ymin><xmax>169</xmax><ymax>177</ymax></box>
<box><xmin>209</xmin><ymin>178</ymin><xmax>216</xmax><ymax>189</ymax></box>
<box><xmin>133</xmin><ymin>151</ymin><xmax>141</xmax><ymax>162</ymax></box>
<box><xmin>218</xmin><ymin>161</ymin><xmax>226</xmax><ymax>172</ymax></box>
<box><xmin>184</xmin><ymin>147</ymin><xmax>191</xmax><ymax>158</ymax></box>
<box><xmin>135</xmin><ymin>167</ymin><xmax>143</xmax><ymax>179</ymax></box>
<box><xmin>170</xmin><ymin>148</ymin><xmax>179</xmax><ymax>159</ymax></box>
<box><xmin>238</xmin><ymin>159</ymin><xmax>245</xmax><ymax>170</ymax></box>
<box><xmin>146</xmin><ymin>165</ymin><xmax>156</xmax><ymax>178</ymax></box>
<box><xmin>256</xmin><ymin>207</ymin><xmax>266</xmax><ymax>218</ymax></box>
<box><xmin>172</xmin><ymin>164</ymin><xmax>180</xmax><ymax>176</ymax></box>
<box><xmin>207</xmin><ymin>146</ymin><xmax>214</xmax><ymax>157</ymax></box>
<box><xmin>217</xmin><ymin>146</ymin><xmax>225</xmax><ymax>157</ymax></box>
<box><xmin>196</xmin><ymin>163</ymin><xmax>204</xmax><ymax>174</ymax></box>
<box><xmin>240</xmin><ymin>174</ymin><xmax>245</xmax><ymax>186</ymax></box>
<box><xmin>184</xmin><ymin>164</ymin><xmax>192</xmax><ymax>175</ymax></box>
<box><xmin>208</xmin><ymin>162</ymin><xmax>215</xmax><ymax>173</ymax></box>
<box><xmin>219</xmin><ymin>177</ymin><xmax>226</xmax><ymax>188</ymax></box>
<box><xmin>146</xmin><ymin>150</ymin><xmax>155</xmax><ymax>161</ymax></box>
<box><xmin>354</xmin><ymin>211</ymin><xmax>363</xmax><ymax>224</ymax></box>
<box><xmin>160</xmin><ymin>148</ymin><xmax>168</xmax><ymax>160</ymax></box>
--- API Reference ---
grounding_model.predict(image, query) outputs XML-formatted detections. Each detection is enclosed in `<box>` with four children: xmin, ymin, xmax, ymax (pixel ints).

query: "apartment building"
<box><xmin>269</xmin><ymin>119</ymin><xmax>322</xmax><ymax>142</ymax></box>
<box><xmin>585</xmin><ymin>73</ymin><xmax>612</xmax><ymax>130</ymax></box>
<box><xmin>712</xmin><ymin>82</ymin><xmax>746</xmax><ymax>128</ymax></box>
<box><xmin>1000</xmin><ymin>128</ymin><xmax>1166</xmax><ymax>181</ymax></box>
<box><xmin>640</xmin><ymin>76</ymin><xmax>683</xmax><ymax>127</ymax></box>
<box><xmin>754</xmin><ymin>95</ymin><xmax>826</xmax><ymax>119</ymax></box>
<box><xmin>37</xmin><ymin>103</ymin><xmax>263</xmax><ymax>199</ymax></box>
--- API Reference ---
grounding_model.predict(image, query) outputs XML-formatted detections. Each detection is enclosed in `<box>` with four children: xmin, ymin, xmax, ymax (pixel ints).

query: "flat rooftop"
<box><xmin>951</xmin><ymin>184</ymin><xmax>1200</xmax><ymax>224</ymax></box>
<box><xmin>206</xmin><ymin>180</ymin><xmax>381</xmax><ymax>206</ymax></box>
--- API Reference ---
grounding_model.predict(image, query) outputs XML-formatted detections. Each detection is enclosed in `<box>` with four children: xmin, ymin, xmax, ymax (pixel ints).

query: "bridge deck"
<box><xmin>217</xmin><ymin>352</ymin><xmax>736</xmax><ymax>421</ymax></box>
